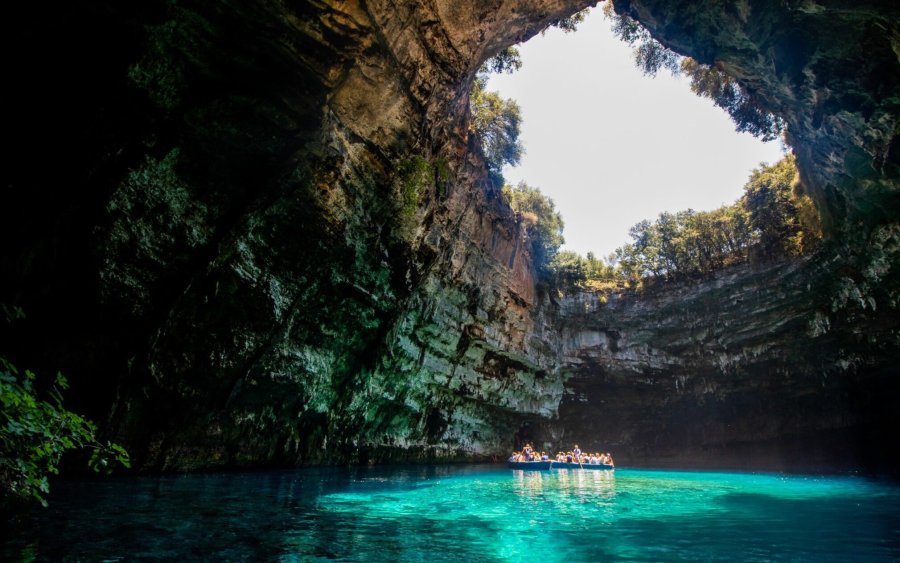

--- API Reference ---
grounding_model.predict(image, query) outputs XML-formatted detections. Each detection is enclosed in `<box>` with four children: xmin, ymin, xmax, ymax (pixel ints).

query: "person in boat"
<box><xmin>565</xmin><ymin>452</ymin><xmax>573</xmax><ymax>463</ymax></box>
<box><xmin>541</xmin><ymin>451</ymin><xmax>549</xmax><ymax>461</ymax></box>
<box><xmin>606</xmin><ymin>452</ymin><xmax>615</xmax><ymax>466</ymax></box>
<box><xmin>573</xmin><ymin>444</ymin><xmax>582</xmax><ymax>458</ymax></box>
<box><xmin>523</xmin><ymin>444</ymin><xmax>534</xmax><ymax>461</ymax></box>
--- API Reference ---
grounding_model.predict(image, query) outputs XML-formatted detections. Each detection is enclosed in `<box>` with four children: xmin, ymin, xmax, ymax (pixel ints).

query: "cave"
<box><xmin>2</xmin><ymin>0</ymin><xmax>898</xmax><ymax>477</ymax></box>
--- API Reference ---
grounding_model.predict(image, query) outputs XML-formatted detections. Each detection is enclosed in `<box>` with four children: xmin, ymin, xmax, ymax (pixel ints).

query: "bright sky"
<box><xmin>487</xmin><ymin>9</ymin><xmax>785</xmax><ymax>258</ymax></box>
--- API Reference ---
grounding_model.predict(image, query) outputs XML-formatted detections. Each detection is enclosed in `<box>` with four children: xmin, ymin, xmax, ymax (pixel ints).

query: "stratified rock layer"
<box><xmin>1</xmin><ymin>1</ymin><xmax>897</xmax><ymax>472</ymax></box>
<box><xmin>548</xmin><ymin>251</ymin><xmax>900</xmax><ymax>472</ymax></box>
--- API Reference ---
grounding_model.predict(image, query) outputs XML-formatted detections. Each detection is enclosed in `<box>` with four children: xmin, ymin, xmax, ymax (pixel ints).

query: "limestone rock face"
<box><xmin>1</xmin><ymin>1</ymin><xmax>897</xmax><ymax>472</ymax></box>
<box><xmin>547</xmin><ymin>254</ymin><xmax>900</xmax><ymax>472</ymax></box>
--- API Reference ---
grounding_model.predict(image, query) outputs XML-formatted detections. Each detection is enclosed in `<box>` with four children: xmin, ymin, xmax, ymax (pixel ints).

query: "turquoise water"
<box><xmin>3</xmin><ymin>465</ymin><xmax>898</xmax><ymax>561</ymax></box>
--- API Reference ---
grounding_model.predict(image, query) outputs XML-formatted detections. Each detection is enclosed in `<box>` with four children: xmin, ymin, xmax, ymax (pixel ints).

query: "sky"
<box><xmin>486</xmin><ymin>9</ymin><xmax>785</xmax><ymax>258</ymax></box>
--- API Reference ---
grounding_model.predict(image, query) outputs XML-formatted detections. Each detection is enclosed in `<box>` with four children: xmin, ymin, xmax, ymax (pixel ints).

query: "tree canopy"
<box><xmin>603</xmin><ymin>3</ymin><xmax>784</xmax><ymax>141</ymax></box>
<box><xmin>743</xmin><ymin>154</ymin><xmax>821</xmax><ymax>255</ymax></box>
<box><xmin>470</xmin><ymin>8</ymin><xmax>590</xmax><ymax>187</ymax></box>
<box><xmin>503</xmin><ymin>182</ymin><xmax>565</xmax><ymax>274</ymax></box>
<box><xmin>549</xmin><ymin>156</ymin><xmax>821</xmax><ymax>290</ymax></box>
<box><xmin>470</xmin><ymin>74</ymin><xmax>524</xmax><ymax>185</ymax></box>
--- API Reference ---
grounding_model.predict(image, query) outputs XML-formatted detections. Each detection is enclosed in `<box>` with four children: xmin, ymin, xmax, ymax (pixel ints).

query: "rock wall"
<box><xmin>545</xmin><ymin>253</ymin><xmax>900</xmax><ymax>472</ymax></box>
<box><xmin>1</xmin><ymin>0</ymin><xmax>898</xmax><ymax>472</ymax></box>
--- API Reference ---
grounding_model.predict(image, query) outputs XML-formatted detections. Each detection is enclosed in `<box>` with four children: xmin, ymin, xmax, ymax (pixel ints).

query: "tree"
<box><xmin>482</xmin><ymin>46</ymin><xmax>522</xmax><ymax>75</ymax></box>
<box><xmin>603</xmin><ymin>3</ymin><xmax>784</xmax><ymax>141</ymax></box>
<box><xmin>470</xmin><ymin>75</ymin><xmax>524</xmax><ymax>184</ymax></box>
<box><xmin>503</xmin><ymin>182</ymin><xmax>564</xmax><ymax>274</ymax></box>
<box><xmin>470</xmin><ymin>7</ymin><xmax>590</xmax><ymax>187</ymax></box>
<box><xmin>742</xmin><ymin>155</ymin><xmax>821</xmax><ymax>255</ymax></box>
<box><xmin>680</xmin><ymin>59</ymin><xmax>784</xmax><ymax>142</ymax></box>
<box><xmin>550</xmin><ymin>250</ymin><xmax>588</xmax><ymax>288</ymax></box>
<box><xmin>547</xmin><ymin>8</ymin><xmax>590</xmax><ymax>34</ymax></box>
<box><xmin>602</xmin><ymin>156</ymin><xmax>820</xmax><ymax>285</ymax></box>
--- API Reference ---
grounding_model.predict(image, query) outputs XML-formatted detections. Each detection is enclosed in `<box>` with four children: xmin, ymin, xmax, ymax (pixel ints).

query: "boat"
<box><xmin>551</xmin><ymin>462</ymin><xmax>614</xmax><ymax>470</ymax></box>
<box><xmin>507</xmin><ymin>460</ymin><xmax>552</xmax><ymax>470</ymax></box>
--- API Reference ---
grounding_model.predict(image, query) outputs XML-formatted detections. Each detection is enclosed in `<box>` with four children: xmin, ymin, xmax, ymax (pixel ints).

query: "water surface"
<box><xmin>3</xmin><ymin>465</ymin><xmax>898</xmax><ymax>561</ymax></box>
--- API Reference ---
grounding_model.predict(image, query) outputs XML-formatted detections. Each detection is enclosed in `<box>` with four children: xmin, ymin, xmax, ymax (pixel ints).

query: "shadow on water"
<box><xmin>598</xmin><ymin>491</ymin><xmax>900</xmax><ymax>562</ymax></box>
<box><xmin>2</xmin><ymin>466</ymin><xmax>899</xmax><ymax>562</ymax></box>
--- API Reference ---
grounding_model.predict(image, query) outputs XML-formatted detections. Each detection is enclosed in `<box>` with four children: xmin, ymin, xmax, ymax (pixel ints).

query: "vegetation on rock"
<box><xmin>603</xmin><ymin>2</ymin><xmax>785</xmax><ymax>141</ymax></box>
<box><xmin>470</xmin><ymin>74</ymin><xmax>524</xmax><ymax>187</ymax></box>
<box><xmin>470</xmin><ymin>9</ymin><xmax>589</xmax><ymax>187</ymax></box>
<box><xmin>502</xmin><ymin>182</ymin><xmax>565</xmax><ymax>275</ymax></box>
<box><xmin>550</xmin><ymin>156</ymin><xmax>822</xmax><ymax>289</ymax></box>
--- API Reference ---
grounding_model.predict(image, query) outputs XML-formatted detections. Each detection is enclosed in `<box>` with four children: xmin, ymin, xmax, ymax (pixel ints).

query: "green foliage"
<box><xmin>546</xmin><ymin>8</ymin><xmax>590</xmax><ymax>34</ymax></box>
<box><xmin>472</xmin><ymin>9</ymin><xmax>587</xmax><ymax>186</ymax></box>
<box><xmin>546</xmin><ymin>157</ymin><xmax>821</xmax><ymax>291</ymax></box>
<box><xmin>680</xmin><ymin>59</ymin><xmax>785</xmax><ymax>142</ymax></box>
<box><xmin>549</xmin><ymin>250</ymin><xmax>588</xmax><ymax>287</ymax></box>
<box><xmin>742</xmin><ymin>155</ymin><xmax>821</xmax><ymax>254</ymax></box>
<box><xmin>397</xmin><ymin>156</ymin><xmax>431</xmax><ymax>208</ymax></box>
<box><xmin>1</xmin><ymin>304</ymin><xmax>26</xmax><ymax>323</ymax></box>
<box><xmin>613</xmin><ymin>205</ymin><xmax>753</xmax><ymax>281</ymax></box>
<box><xmin>603</xmin><ymin>4</ymin><xmax>784</xmax><ymax>141</ymax></box>
<box><xmin>503</xmin><ymin>182</ymin><xmax>564</xmax><ymax>274</ymax></box>
<box><xmin>482</xmin><ymin>47</ymin><xmax>523</xmax><ymax>75</ymax></box>
<box><xmin>604</xmin><ymin>156</ymin><xmax>820</xmax><ymax>285</ymax></box>
<box><xmin>603</xmin><ymin>3</ymin><xmax>680</xmax><ymax>76</ymax></box>
<box><xmin>433</xmin><ymin>158</ymin><xmax>451</xmax><ymax>198</ymax></box>
<box><xmin>0</xmin><ymin>311</ymin><xmax>130</xmax><ymax>508</ymax></box>
<box><xmin>393</xmin><ymin>156</ymin><xmax>433</xmax><ymax>241</ymax></box>
<box><xmin>470</xmin><ymin>76</ymin><xmax>524</xmax><ymax>184</ymax></box>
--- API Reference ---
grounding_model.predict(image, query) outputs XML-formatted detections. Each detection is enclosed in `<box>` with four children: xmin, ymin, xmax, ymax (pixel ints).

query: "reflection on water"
<box><xmin>513</xmin><ymin>468</ymin><xmax>616</xmax><ymax>503</ymax></box>
<box><xmin>2</xmin><ymin>465</ymin><xmax>898</xmax><ymax>562</ymax></box>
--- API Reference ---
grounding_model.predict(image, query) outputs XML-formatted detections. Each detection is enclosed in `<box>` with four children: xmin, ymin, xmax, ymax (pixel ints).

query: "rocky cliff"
<box><xmin>547</xmin><ymin>251</ymin><xmax>900</xmax><ymax>472</ymax></box>
<box><xmin>2</xmin><ymin>1</ymin><xmax>898</xmax><ymax>472</ymax></box>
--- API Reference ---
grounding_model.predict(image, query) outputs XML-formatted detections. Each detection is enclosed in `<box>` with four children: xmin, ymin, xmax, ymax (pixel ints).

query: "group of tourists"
<box><xmin>509</xmin><ymin>443</ymin><xmax>615</xmax><ymax>466</ymax></box>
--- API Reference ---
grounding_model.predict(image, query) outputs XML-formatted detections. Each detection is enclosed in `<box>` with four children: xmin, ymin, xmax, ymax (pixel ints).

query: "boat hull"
<box><xmin>507</xmin><ymin>461</ymin><xmax>614</xmax><ymax>470</ymax></box>
<box><xmin>552</xmin><ymin>462</ymin><xmax>614</xmax><ymax>470</ymax></box>
<box><xmin>507</xmin><ymin>461</ymin><xmax>552</xmax><ymax>470</ymax></box>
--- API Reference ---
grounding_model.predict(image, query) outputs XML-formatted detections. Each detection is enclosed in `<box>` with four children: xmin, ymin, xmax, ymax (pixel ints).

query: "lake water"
<box><xmin>3</xmin><ymin>464</ymin><xmax>898</xmax><ymax>561</ymax></box>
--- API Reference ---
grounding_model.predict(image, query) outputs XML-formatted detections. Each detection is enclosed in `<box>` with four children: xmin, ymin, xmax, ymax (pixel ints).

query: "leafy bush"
<box><xmin>0</xmin><ymin>310</ymin><xmax>130</xmax><ymax>508</ymax></box>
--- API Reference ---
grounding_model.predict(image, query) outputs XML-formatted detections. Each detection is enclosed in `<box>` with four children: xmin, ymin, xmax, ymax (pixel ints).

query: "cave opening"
<box><xmin>483</xmin><ymin>7</ymin><xmax>786</xmax><ymax>260</ymax></box>
<box><xmin>468</xmin><ymin>2</ymin><xmax>899</xmax><ymax>474</ymax></box>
